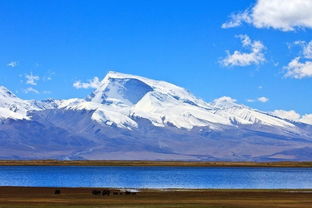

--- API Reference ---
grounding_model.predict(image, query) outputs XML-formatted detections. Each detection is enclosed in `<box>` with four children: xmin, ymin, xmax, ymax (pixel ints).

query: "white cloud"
<box><xmin>247</xmin><ymin>96</ymin><xmax>269</xmax><ymax>103</ymax></box>
<box><xmin>293</xmin><ymin>40</ymin><xmax>312</xmax><ymax>59</ymax></box>
<box><xmin>213</xmin><ymin>96</ymin><xmax>237</xmax><ymax>103</ymax></box>
<box><xmin>258</xmin><ymin>97</ymin><xmax>269</xmax><ymax>103</ymax></box>
<box><xmin>222</xmin><ymin>0</ymin><xmax>312</xmax><ymax>31</ymax></box>
<box><xmin>24</xmin><ymin>87</ymin><xmax>39</xmax><ymax>94</ymax></box>
<box><xmin>221</xmin><ymin>34</ymin><xmax>265</xmax><ymax>67</ymax></box>
<box><xmin>7</xmin><ymin>61</ymin><xmax>17</xmax><ymax>68</ymax></box>
<box><xmin>272</xmin><ymin>110</ymin><xmax>312</xmax><ymax>125</ymax></box>
<box><xmin>221</xmin><ymin>10</ymin><xmax>252</xmax><ymax>29</ymax></box>
<box><xmin>300</xmin><ymin>114</ymin><xmax>312</xmax><ymax>125</ymax></box>
<box><xmin>284</xmin><ymin>40</ymin><xmax>312</xmax><ymax>79</ymax></box>
<box><xmin>25</xmin><ymin>73</ymin><xmax>40</xmax><ymax>85</ymax></box>
<box><xmin>284</xmin><ymin>57</ymin><xmax>312</xmax><ymax>79</ymax></box>
<box><xmin>247</xmin><ymin>99</ymin><xmax>255</xmax><ymax>103</ymax></box>
<box><xmin>303</xmin><ymin>41</ymin><xmax>312</xmax><ymax>59</ymax></box>
<box><xmin>272</xmin><ymin>110</ymin><xmax>301</xmax><ymax>121</ymax></box>
<box><xmin>73</xmin><ymin>77</ymin><xmax>101</xmax><ymax>89</ymax></box>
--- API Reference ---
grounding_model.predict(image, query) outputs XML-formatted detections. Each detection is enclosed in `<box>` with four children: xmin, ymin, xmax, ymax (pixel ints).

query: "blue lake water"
<box><xmin>0</xmin><ymin>166</ymin><xmax>312</xmax><ymax>189</ymax></box>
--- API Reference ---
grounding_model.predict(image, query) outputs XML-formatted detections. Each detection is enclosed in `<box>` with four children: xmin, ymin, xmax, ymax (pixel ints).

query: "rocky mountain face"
<box><xmin>0</xmin><ymin>71</ymin><xmax>311</xmax><ymax>161</ymax></box>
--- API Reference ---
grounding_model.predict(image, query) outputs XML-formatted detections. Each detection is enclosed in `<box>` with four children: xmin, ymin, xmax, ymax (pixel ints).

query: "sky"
<box><xmin>0</xmin><ymin>0</ymin><xmax>312</xmax><ymax>118</ymax></box>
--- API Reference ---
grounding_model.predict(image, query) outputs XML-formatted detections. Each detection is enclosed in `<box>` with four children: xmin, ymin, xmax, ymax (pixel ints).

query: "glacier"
<box><xmin>0</xmin><ymin>71</ymin><xmax>311</xmax><ymax>161</ymax></box>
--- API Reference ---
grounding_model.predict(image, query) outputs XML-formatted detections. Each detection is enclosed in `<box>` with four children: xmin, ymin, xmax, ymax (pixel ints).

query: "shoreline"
<box><xmin>0</xmin><ymin>160</ymin><xmax>312</xmax><ymax>167</ymax></box>
<box><xmin>0</xmin><ymin>186</ymin><xmax>312</xmax><ymax>208</ymax></box>
<box><xmin>1</xmin><ymin>186</ymin><xmax>312</xmax><ymax>191</ymax></box>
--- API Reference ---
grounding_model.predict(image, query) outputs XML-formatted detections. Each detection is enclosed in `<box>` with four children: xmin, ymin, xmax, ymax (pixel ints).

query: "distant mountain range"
<box><xmin>1</xmin><ymin>71</ymin><xmax>312</xmax><ymax>161</ymax></box>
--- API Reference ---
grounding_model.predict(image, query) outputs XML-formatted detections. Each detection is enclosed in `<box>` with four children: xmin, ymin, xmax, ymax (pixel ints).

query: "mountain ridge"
<box><xmin>0</xmin><ymin>71</ymin><xmax>311</xmax><ymax>161</ymax></box>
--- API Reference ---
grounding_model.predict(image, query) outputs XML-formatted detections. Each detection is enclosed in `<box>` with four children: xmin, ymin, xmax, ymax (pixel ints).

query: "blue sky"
<box><xmin>0</xmin><ymin>0</ymin><xmax>311</xmax><ymax>115</ymax></box>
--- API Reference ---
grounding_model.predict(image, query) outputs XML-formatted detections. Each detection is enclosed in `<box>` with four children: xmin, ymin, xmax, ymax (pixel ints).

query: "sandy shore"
<box><xmin>0</xmin><ymin>186</ymin><xmax>312</xmax><ymax>208</ymax></box>
<box><xmin>0</xmin><ymin>160</ymin><xmax>312</xmax><ymax>167</ymax></box>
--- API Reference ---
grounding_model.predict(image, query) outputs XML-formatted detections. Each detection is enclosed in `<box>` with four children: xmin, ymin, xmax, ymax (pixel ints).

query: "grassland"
<box><xmin>0</xmin><ymin>160</ymin><xmax>312</xmax><ymax>167</ymax></box>
<box><xmin>0</xmin><ymin>187</ymin><xmax>312</xmax><ymax>208</ymax></box>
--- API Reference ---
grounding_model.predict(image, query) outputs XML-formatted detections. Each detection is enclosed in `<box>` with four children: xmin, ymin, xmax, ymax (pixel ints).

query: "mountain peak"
<box><xmin>0</xmin><ymin>86</ymin><xmax>17</xmax><ymax>99</ymax></box>
<box><xmin>104</xmin><ymin>71</ymin><xmax>140</xmax><ymax>79</ymax></box>
<box><xmin>0</xmin><ymin>86</ymin><xmax>42</xmax><ymax>120</ymax></box>
<box><xmin>87</xmin><ymin>71</ymin><xmax>154</xmax><ymax>106</ymax></box>
<box><xmin>86</xmin><ymin>71</ymin><xmax>200</xmax><ymax>107</ymax></box>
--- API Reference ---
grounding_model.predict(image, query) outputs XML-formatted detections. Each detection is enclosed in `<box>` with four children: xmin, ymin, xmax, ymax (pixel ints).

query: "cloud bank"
<box><xmin>221</xmin><ymin>34</ymin><xmax>265</xmax><ymax>67</ymax></box>
<box><xmin>222</xmin><ymin>0</ymin><xmax>312</xmax><ymax>31</ymax></box>
<box><xmin>285</xmin><ymin>41</ymin><xmax>312</xmax><ymax>79</ymax></box>
<box><xmin>247</xmin><ymin>96</ymin><xmax>269</xmax><ymax>103</ymax></box>
<box><xmin>272</xmin><ymin>110</ymin><xmax>312</xmax><ymax>125</ymax></box>
<box><xmin>24</xmin><ymin>87</ymin><xmax>39</xmax><ymax>94</ymax></box>
<box><xmin>73</xmin><ymin>77</ymin><xmax>101</xmax><ymax>89</ymax></box>
<box><xmin>25</xmin><ymin>73</ymin><xmax>40</xmax><ymax>85</ymax></box>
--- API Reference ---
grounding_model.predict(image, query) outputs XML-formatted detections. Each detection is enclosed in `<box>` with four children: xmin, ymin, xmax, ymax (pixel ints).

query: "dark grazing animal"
<box><xmin>92</xmin><ymin>190</ymin><xmax>101</xmax><ymax>195</ymax></box>
<box><xmin>54</xmin><ymin>189</ymin><xmax>61</xmax><ymax>195</ymax></box>
<box><xmin>102</xmin><ymin>190</ymin><xmax>110</xmax><ymax>196</ymax></box>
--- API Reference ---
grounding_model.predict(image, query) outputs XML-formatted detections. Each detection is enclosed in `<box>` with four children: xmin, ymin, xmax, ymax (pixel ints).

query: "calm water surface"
<box><xmin>0</xmin><ymin>166</ymin><xmax>311</xmax><ymax>189</ymax></box>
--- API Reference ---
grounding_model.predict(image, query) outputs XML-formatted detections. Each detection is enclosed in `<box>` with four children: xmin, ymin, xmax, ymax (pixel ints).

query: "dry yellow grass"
<box><xmin>0</xmin><ymin>187</ymin><xmax>312</xmax><ymax>208</ymax></box>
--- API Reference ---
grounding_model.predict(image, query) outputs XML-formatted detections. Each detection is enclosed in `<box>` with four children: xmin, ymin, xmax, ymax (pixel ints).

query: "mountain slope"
<box><xmin>0</xmin><ymin>71</ymin><xmax>311</xmax><ymax>161</ymax></box>
<box><xmin>0</xmin><ymin>86</ymin><xmax>42</xmax><ymax>120</ymax></box>
<box><xmin>64</xmin><ymin>71</ymin><xmax>299</xmax><ymax>131</ymax></box>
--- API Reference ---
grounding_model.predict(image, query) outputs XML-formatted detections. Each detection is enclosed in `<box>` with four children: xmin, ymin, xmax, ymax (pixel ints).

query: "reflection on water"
<box><xmin>0</xmin><ymin>166</ymin><xmax>311</xmax><ymax>189</ymax></box>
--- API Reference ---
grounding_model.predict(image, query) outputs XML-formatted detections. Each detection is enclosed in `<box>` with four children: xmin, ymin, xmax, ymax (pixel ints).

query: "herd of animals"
<box><xmin>53</xmin><ymin>189</ymin><xmax>137</xmax><ymax>196</ymax></box>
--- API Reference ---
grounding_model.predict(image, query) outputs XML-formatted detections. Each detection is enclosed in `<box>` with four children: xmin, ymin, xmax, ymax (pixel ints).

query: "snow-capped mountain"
<box><xmin>0</xmin><ymin>86</ymin><xmax>42</xmax><ymax>120</ymax></box>
<box><xmin>55</xmin><ymin>71</ymin><xmax>297</xmax><ymax>130</ymax></box>
<box><xmin>0</xmin><ymin>71</ymin><xmax>311</xmax><ymax>161</ymax></box>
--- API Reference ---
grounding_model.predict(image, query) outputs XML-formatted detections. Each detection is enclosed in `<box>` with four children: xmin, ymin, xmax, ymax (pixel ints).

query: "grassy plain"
<box><xmin>0</xmin><ymin>187</ymin><xmax>312</xmax><ymax>208</ymax></box>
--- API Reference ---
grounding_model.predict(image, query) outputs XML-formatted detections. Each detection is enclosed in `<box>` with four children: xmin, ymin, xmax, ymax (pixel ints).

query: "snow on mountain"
<box><xmin>0</xmin><ymin>86</ymin><xmax>41</xmax><ymax>120</ymax></box>
<box><xmin>76</xmin><ymin>71</ymin><xmax>228</xmax><ymax>129</ymax></box>
<box><xmin>72</xmin><ymin>71</ymin><xmax>296</xmax><ymax>130</ymax></box>
<box><xmin>80</xmin><ymin>72</ymin><xmax>230</xmax><ymax>129</ymax></box>
<box><xmin>0</xmin><ymin>72</ymin><xmax>312</xmax><ymax>161</ymax></box>
<box><xmin>211</xmin><ymin>96</ymin><xmax>295</xmax><ymax>128</ymax></box>
<box><xmin>58</xmin><ymin>71</ymin><xmax>223</xmax><ymax>129</ymax></box>
<box><xmin>132</xmin><ymin>91</ymin><xmax>230</xmax><ymax>129</ymax></box>
<box><xmin>57</xmin><ymin>98</ymin><xmax>137</xmax><ymax>129</ymax></box>
<box><xmin>0</xmin><ymin>72</ymin><xmax>302</xmax><ymax>130</ymax></box>
<box><xmin>87</xmin><ymin>71</ymin><xmax>210</xmax><ymax>107</ymax></box>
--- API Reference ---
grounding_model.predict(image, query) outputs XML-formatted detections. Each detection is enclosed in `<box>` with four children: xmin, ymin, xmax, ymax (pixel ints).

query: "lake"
<box><xmin>0</xmin><ymin>166</ymin><xmax>312</xmax><ymax>189</ymax></box>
